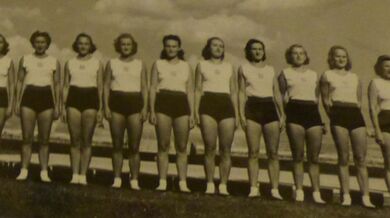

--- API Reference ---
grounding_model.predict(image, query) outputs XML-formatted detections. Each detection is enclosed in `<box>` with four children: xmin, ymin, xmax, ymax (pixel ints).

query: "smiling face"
<box><xmin>290</xmin><ymin>46</ymin><xmax>307</xmax><ymax>66</ymax></box>
<box><xmin>163</xmin><ymin>39</ymin><xmax>180</xmax><ymax>59</ymax></box>
<box><xmin>250</xmin><ymin>42</ymin><xmax>265</xmax><ymax>62</ymax></box>
<box><xmin>76</xmin><ymin>36</ymin><xmax>92</xmax><ymax>56</ymax></box>
<box><xmin>210</xmin><ymin>39</ymin><xmax>224</xmax><ymax>59</ymax></box>
<box><xmin>332</xmin><ymin>48</ymin><xmax>348</xmax><ymax>69</ymax></box>
<box><xmin>119</xmin><ymin>37</ymin><xmax>133</xmax><ymax>57</ymax></box>
<box><xmin>381</xmin><ymin>60</ymin><xmax>390</xmax><ymax>80</ymax></box>
<box><xmin>33</xmin><ymin>36</ymin><xmax>49</xmax><ymax>54</ymax></box>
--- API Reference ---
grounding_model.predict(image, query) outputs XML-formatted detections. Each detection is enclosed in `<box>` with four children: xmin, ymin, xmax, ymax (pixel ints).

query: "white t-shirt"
<box><xmin>110</xmin><ymin>58</ymin><xmax>143</xmax><ymax>92</ymax></box>
<box><xmin>241</xmin><ymin>62</ymin><xmax>274</xmax><ymax>98</ymax></box>
<box><xmin>372</xmin><ymin>77</ymin><xmax>390</xmax><ymax>110</ymax></box>
<box><xmin>67</xmin><ymin>57</ymin><xmax>100</xmax><ymax>87</ymax></box>
<box><xmin>155</xmin><ymin>59</ymin><xmax>191</xmax><ymax>93</ymax></box>
<box><xmin>324</xmin><ymin>70</ymin><xmax>359</xmax><ymax>104</ymax></box>
<box><xmin>23</xmin><ymin>54</ymin><xmax>57</xmax><ymax>86</ymax></box>
<box><xmin>0</xmin><ymin>56</ymin><xmax>11</xmax><ymax>88</ymax></box>
<box><xmin>199</xmin><ymin>60</ymin><xmax>233</xmax><ymax>94</ymax></box>
<box><xmin>283</xmin><ymin>67</ymin><xmax>318</xmax><ymax>101</ymax></box>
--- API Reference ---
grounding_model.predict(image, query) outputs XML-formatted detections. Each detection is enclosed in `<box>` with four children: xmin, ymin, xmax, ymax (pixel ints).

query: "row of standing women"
<box><xmin>0</xmin><ymin>31</ymin><xmax>389</xmax><ymax>208</ymax></box>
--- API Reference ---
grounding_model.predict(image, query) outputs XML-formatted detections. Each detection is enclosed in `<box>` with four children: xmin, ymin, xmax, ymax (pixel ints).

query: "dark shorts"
<box><xmin>286</xmin><ymin>100</ymin><xmax>323</xmax><ymax>129</ymax></box>
<box><xmin>155</xmin><ymin>90</ymin><xmax>190</xmax><ymax>119</ymax></box>
<box><xmin>199</xmin><ymin>92</ymin><xmax>235</xmax><ymax>122</ymax></box>
<box><xmin>21</xmin><ymin>85</ymin><xmax>54</xmax><ymax>113</ymax></box>
<box><xmin>245</xmin><ymin>96</ymin><xmax>279</xmax><ymax>125</ymax></box>
<box><xmin>66</xmin><ymin>86</ymin><xmax>99</xmax><ymax>112</ymax></box>
<box><xmin>329</xmin><ymin>104</ymin><xmax>365</xmax><ymax>131</ymax></box>
<box><xmin>0</xmin><ymin>88</ymin><xmax>8</xmax><ymax>108</ymax></box>
<box><xmin>109</xmin><ymin>91</ymin><xmax>143</xmax><ymax>117</ymax></box>
<box><xmin>379</xmin><ymin>110</ymin><xmax>390</xmax><ymax>133</ymax></box>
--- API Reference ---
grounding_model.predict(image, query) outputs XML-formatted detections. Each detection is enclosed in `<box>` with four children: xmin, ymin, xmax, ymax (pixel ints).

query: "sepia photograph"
<box><xmin>0</xmin><ymin>0</ymin><xmax>389</xmax><ymax>217</ymax></box>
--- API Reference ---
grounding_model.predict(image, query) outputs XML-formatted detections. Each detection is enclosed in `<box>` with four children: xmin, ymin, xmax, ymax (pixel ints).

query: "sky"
<box><xmin>0</xmin><ymin>0</ymin><xmax>389</xmax><ymax>89</ymax></box>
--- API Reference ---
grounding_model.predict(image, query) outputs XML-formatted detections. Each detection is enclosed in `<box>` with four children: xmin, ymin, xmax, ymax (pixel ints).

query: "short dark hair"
<box><xmin>0</xmin><ymin>34</ymin><xmax>9</xmax><ymax>55</ymax></box>
<box><xmin>374</xmin><ymin>55</ymin><xmax>390</xmax><ymax>78</ymax></box>
<box><xmin>114</xmin><ymin>33</ymin><xmax>137</xmax><ymax>55</ymax></box>
<box><xmin>72</xmin><ymin>33</ymin><xmax>97</xmax><ymax>54</ymax></box>
<box><xmin>327</xmin><ymin>45</ymin><xmax>352</xmax><ymax>71</ymax></box>
<box><xmin>285</xmin><ymin>44</ymin><xmax>310</xmax><ymax>65</ymax></box>
<box><xmin>245</xmin><ymin>39</ymin><xmax>266</xmax><ymax>62</ymax></box>
<box><xmin>29</xmin><ymin>30</ymin><xmax>51</xmax><ymax>48</ymax></box>
<box><xmin>202</xmin><ymin>37</ymin><xmax>224</xmax><ymax>60</ymax></box>
<box><xmin>160</xmin><ymin>34</ymin><xmax>184</xmax><ymax>60</ymax></box>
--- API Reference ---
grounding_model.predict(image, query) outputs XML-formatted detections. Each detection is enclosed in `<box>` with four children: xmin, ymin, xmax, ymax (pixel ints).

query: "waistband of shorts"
<box><xmin>331</xmin><ymin>101</ymin><xmax>360</xmax><ymax>108</ymax></box>
<box><xmin>69</xmin><ymin>86</ymin><xmax>97</xmax><ymax>92</ymax></box>
<box><xmin>158</xmin><ymin>89</ymin><xmax>186</xmax><ymax>96</ymax></box>
<box><xmin>247</xmin><ymin>96</ymin><xmax>274</xmax><ymax>103</ymax></box>
<box><xmin>288</xmin><ymin>99</ymin><xmax>317</xmax><ymax>106</ymax></box>
<box><xmin>203</xmin><ymin>91</ymin><xmax>231</xmax><ymax>98</ymax></box>
<box><xmin>110</xmin><ymin>90</ymin><xmax>140</xmax><ymax>96</ymax></box>
<box><xmin>25</xmin><ymin>85</ymin><xmax>51</xmax><ymax>90</ymax></box>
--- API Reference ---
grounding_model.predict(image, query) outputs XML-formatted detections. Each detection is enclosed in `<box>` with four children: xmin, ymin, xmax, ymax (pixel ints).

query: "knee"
<box><xmin>248</xmin><ymin>148</ymin><xmax>260</xmax><ymax>160</ymax></box>
<box><xmin>128</xmin><ymin>144</ymin><xmax>140</xmax><ymax>155</ymax></box>
<box><xmin>309</xmin><ymin>155</ymin><xmax>320</xmax><ymax>165</ymax></box>
<box><xmin>293</xmin><ymin>151</ymin><xmax>304</xmax><ymax>163</ymax></box>
<box><xmin>22</xmin><ymin>136</ymin><xmax>34</xmax><ymax>145</ymax></box>
<box><xmin>266</xmin><ymin>149</ymin><xmax>279</xmax><ymax>161</ymax></box>
<box><xmin>338</xmin><ymin>153</ymin><xmax>349</xmax><ymax>166</ymax></box>
<box><xmin>219</xmin><ymin>146</ymin><xmax>231</xmax><ymax>158</ymax></box>
<box><xmin>158</xmin><ymin>142</ymin><xmax>170</xmax><ymax>153</ymax></box>
<box><xmin>353</xmin><ymin>155</ymin><xmax>366</xmax><ymax>168</ymax></box>
<box><xmin>176</xmin><ymin>144</ymin><xmax>187</xmax><ymax>154</ymax></box>
<box><xmin>205</xmin><ymin>144</ymin><xmax>217</xmax><ymax>155</ymax></box>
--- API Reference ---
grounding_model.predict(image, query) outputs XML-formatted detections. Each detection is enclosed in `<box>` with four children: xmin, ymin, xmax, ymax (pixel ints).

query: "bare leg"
<box><xmin>173</xmin><ymin>115</ymin><xmax>190</xmax><ymax>192</ymax></box>
<box><xmin>218</xmin><ymin>118</ymin><xmax>235</xmax><ymax>195</ymax></box>
<box><xmin>127</xmin><ymin>112</ymin><xmax>143</xmax><ymax>189</ymax></box>
<box><xmin>155</xmin><ymin>113</ymin><xmax>172</xmax><ymax>190</ymax></box>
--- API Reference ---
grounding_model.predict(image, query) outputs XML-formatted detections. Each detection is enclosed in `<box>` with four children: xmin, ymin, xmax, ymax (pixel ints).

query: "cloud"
<box><xmin>0</xmin><ymin>6</ymin><xmax>45</xmax><ymax>34</ymax></box>
<box><xmin>236</xmin><ymin>0</ymin><xmax>318</xmax><ymax>12</ymax></box>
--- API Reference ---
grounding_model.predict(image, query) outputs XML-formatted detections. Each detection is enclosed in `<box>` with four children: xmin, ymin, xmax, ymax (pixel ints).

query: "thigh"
<box><xmin>109</xmin><ymin>112</ymin><xmax>126</xmax><ymax>147</ymax></box>
<box><xmin>331</xmin><ymin>125</ymin><xmax>350</xmax><ymax>157</ymax></box>
<box><xmin>350</xmin><ymin>127</ymin><xmax>367</xmax><ymax>159</ymax></box>
<box><xmin>126</xmin><ymin>113</ymin><xmax>143</xmax><ymax>148</ymax></box>
<box><xmin>200</xmin><ymin>114</ymin><xmax>218</xmax><ymax>148</ymax></box>
<box><xmin>218</xmin><ymin>118</ymin><xmax>236</xmax><ymax>148</ymax></box>
<box><xmin>173</xmin><ymin>115</ymin><xmax>190</xmax><ymax>150</ymax></box>
<box><xmin>382</xmin><ymin>133</ymin><xmax>390</xmax><ymax>168</ymax></box>
<box><xmin>245</xmin><ymin>119</ymin><xmax>262</xmax><ymax>152</ymax></box>
<box><xmin>67</xmin><ymin>107</ymin><xmax>82</xmax><ymax>143</ymax></box>
<box><xmin>37</xmin><ymin>109</ymin><xmax>54</xmax><ymax>143</ymax></box>
<box><xmin>20</xmin><ymin>107</ymin><xmax>37</xmax><ymax>141</ymax></box>
<box><xmin>262</xmin><ymin>121</ymin><xmax>281</xmax><ymax>154</ymax></box>
<box><xmin>0</xmin><ymin>108</ymin><xmax>7</xmax><ymax>132</ymax></box>
<box><xmin>306</xmin><ymin>126</ymin><xmax>323</xmax><ymax>158</ymax></box>
<box><xmin>81</xmin><ymin>109</ymin><xmax>97</xmax><ymax>144</ymax></box>
<box><xmin>286</xmin><ymin>123</ymin><xmax>306</xmax><ymax>156</ymax></box>
<box><xmin>155</xmin><ymin>113</ymin><xmax>173</xmax><ymax>147</ymax></box>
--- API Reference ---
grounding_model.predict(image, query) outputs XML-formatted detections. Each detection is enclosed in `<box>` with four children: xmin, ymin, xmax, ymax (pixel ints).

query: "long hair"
<box><xmin>202</xmin><ymin>37</ymin><xmax>224</xmax><ymax>60</ymax></box>
<box><xmin>0</xmin><ymin>34</ymin><xmax>9</xmax><ymax>55</ymax></box>
<box><xmin>245</xmin><ymin>39</ymin><xmax>266</xmax><ymax>62</ymax></box>
<box><xmin>374</xmin><ymin>55</ymin><xmax>390</xmax><ymax>78</ymax></box>
<box><xmin>160</xmin><ymin>34</ymin><xmax>184</xmax><ymax>60</ymax></box>
<box><xmin>114</xmin><ymin>33</ymin><xmax>137</xmax><ymax>55</ymax></box>
<box><xmin>72</xmin><ymin>33</ymin><xmax>97</xmax><ymax>54</ymax></box>
<box><xmin>285</xmin><ymin>44</ymin><xmax>310</xmax><ymax>65</ymax></box>
<box><xmin>327</xmin><ymin>45</ymin><xmax>352</xmax><ymax>71</ymax></box>
<box><xmin>30</xmin><ymin>30</ymin><xmax>51</xmax><ymax>49</ymax></box>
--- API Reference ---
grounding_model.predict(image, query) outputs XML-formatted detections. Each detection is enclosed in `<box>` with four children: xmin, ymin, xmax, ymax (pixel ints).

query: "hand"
<box><xmin>189</xmin><ymin>115</ymin><xmax>195</xmax><ymax>129</ymax></box>
<box><xmin>149</xmin><ymin>112</ymin><xmax>157</xmax><ymax>125</ymax></box>
<box><xmin>239</xmin><ymin>115</ymin><xmax>247</xmax><ymax>131</ymax></box>
<box><xmin>140</xmin><ymin>108</ymin><xmax>148</xmax><ymax>122</ymax></box>
<box><xmin>14</xmin><ymin>103</ymin><xmax>20</xmax><ymax>117</ymax></box>
<box><xmin>104</xmin><ymin>107</ymin><xmax>112</xmax><ymax>121</ymax></box>
<box><xmin>375</xmin><ymin>131</ymin><xmax>385</xmax><ymax>146</ymax></box>
<box><xmin>194</xmin><ymin>113</ymin><xmax>200</xmax><ymax>126</ymax></box>
<box><xmin>96</xmin><ymin>110</ymin><xmax>104</xmax><ymax>124</ymax></box>
<box><xmin>5</xmin><ymin>106</ymin><xmax>12</xmax><ymax>118</ymax></box>
<box><xmin>61</xmin><ymin>105</ymin><xmax>67</xmax><ymax>122</ymax></box>
<box><xmin>234</xmin><ymin>115</ymin><xmax>240</xmax><ymax>130</ymax></box>
<box><xmin>53</xmin><ymin>106</ymin><xmax>60</xmax><ymax>120</ymax></box>
<box><xmin>366</xmin><ymin>128</ymin><xmax>375</xmax><ymax>138</ymax></box>
<box><xmin>279</xmin><ymin>115</ymin><xmax>286</xmax><ymax>132</ymax></box>
<box><xmin>322</xmin><ymin>125</ymin><xmax>328</xmax><ymax>135</ymax></box>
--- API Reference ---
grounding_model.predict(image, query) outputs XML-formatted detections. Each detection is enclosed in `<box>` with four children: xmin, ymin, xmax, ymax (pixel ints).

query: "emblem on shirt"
<box><xmin>170</xmin><ymin>71</ymin><xmax>177</xmax><ymax>76</ymax></box>
<box><xmin>123</xmin><ymin>66</ymin><xmax>129</xmax><ymax>72</ymax></box>
<box><xmin>300</xmin><ymin>77</ymin><xmax>307</xmax><ymax>82</ymax></box>
<box><xmin>214</xmin><ymin>69</ymin><xmax>221</xmax><ymax>75</ymax></box>
<box><xmin>37</xmin><ymin>62</ymin><xmax>43</xmax><ymax>68</ymax></box>
<box><xmin>79</xmin><ymin>64</ymin><xmax>85</xmax><ymax>70</ymax></box>
<box><xmin>257</xmin><ymin>73</ymin><xmax>264</xmax><ymax>79</ymax></box>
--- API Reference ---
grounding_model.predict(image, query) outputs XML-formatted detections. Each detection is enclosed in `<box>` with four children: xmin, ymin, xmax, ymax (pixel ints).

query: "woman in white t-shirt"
<box><xmin>195</xmin><ymin>37</ymin><xmax>239</xmax><ymax>195</ymax></box>
<box><xmin>278</xmin><ymin>44</ymin><xmax>325</xmax><ymax>203</ymax></box>
<box><xmin>149</xmin><ymin>35</ymin><xmax>194</xmax><ymax>192</ymax></box>
<box><xmin>15</xmin><ymin>31</ymin><xmax>61</xmax><ymax>182</ymax></box>
<box><xmin>320</xmin><ymin>46</ymin><xmax>374</xmax><ymax>208</ymax></box>
<box><xmin>369</xmin><ymin>55</ymin><xmax>390</xmax><ymax>196</ymax></box>
<box><xmin>238</xmin><ymin>39</ymin><xmax>284</xmax><ymax>199</ymax></box>
<box><xmin>104</xmin><ymin>33</ymin><xmax>148</xmax><ymax>189</ymax></box>
<box><xmin>0</xmin><ymin>34</ymin><xmax>15</xmax><ymax>144</ymax></box>
<box><xmin>63</xmin><ymin>33</ymin><xmax>104</xmax><ymax>185</ymax></box>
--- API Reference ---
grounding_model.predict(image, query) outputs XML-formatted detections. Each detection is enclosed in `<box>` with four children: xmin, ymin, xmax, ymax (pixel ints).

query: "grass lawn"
<box><xmin>0</xmin><ymin>174</ymin><xmax>389</xmax><ymax>218</ymax></box>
